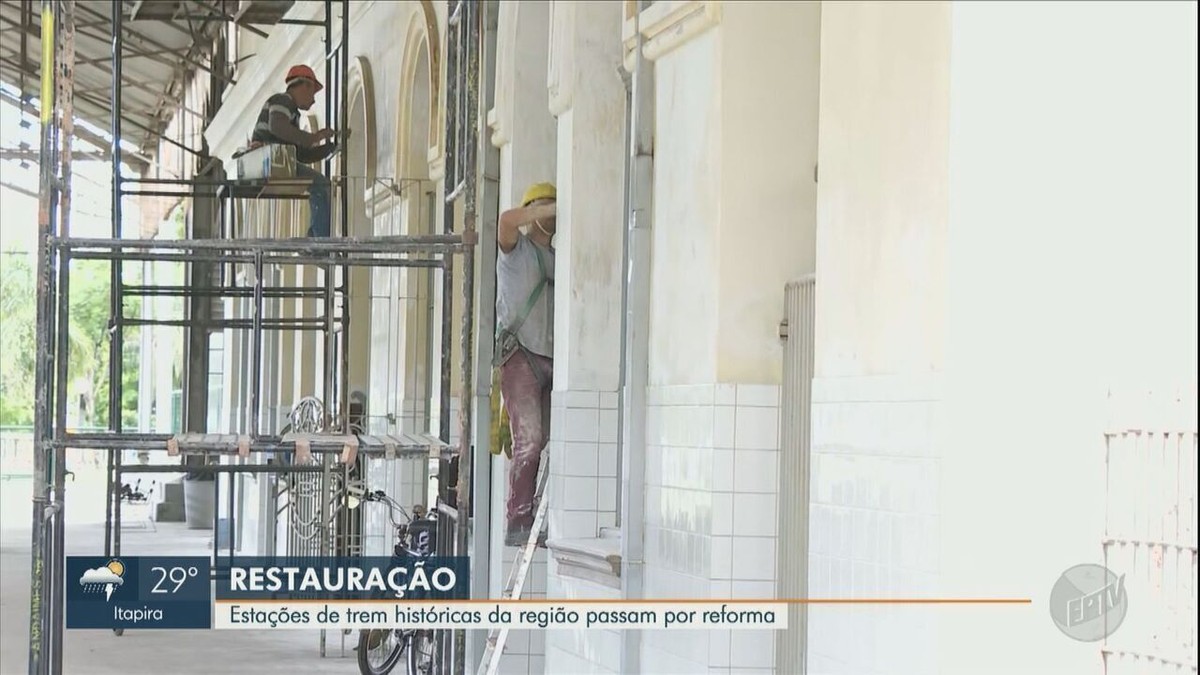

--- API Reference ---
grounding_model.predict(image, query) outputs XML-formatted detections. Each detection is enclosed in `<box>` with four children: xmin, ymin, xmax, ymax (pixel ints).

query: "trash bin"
<box><xmin>183</xmin><ymin>477</ymin><xmax>215</xmax><ymax>530</ymax></box>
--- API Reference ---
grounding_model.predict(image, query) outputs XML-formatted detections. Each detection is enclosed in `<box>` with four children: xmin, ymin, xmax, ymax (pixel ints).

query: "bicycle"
<box><xmin>356</xmin><ymin>490</ymin><xmax>440</xmax><ymax>675</ymax></box>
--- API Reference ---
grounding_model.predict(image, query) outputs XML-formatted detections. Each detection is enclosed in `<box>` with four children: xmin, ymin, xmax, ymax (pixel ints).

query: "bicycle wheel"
<box><xmin>358</xmin><ymin>628</ymin><xmax>406</xmax><ymax>675</ymax></box>
<box><xmin>406</xmin><ymin>630</ymin><xmax>436</xmax><ymax>675</ymax></box>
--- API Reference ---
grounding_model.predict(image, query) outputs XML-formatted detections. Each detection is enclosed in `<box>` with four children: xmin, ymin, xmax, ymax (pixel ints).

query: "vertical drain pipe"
<box><xmin>620</xmin><ymin>5</ymin><xmax>653</xmax><ymax>673</ymax></box>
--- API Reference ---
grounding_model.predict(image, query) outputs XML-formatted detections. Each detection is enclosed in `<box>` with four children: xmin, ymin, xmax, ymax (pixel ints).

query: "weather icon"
<box><xmin>79</xmin><ymin>559</ymin><xmax>125</xmax><ymax>601</ymax></box>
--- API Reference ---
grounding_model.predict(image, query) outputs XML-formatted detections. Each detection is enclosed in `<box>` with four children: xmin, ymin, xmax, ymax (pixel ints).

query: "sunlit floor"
<box><xmin>0</xmin><ymin>473</ymin><xmax>359</xmax><ymax>675</ymax></box>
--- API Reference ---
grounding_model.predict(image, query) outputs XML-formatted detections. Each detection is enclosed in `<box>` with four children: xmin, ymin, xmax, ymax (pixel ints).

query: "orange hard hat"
<box><xmin>285</xmin><ymin>64</ymin><xmax>323</xmax><ymax>92</ymax></box>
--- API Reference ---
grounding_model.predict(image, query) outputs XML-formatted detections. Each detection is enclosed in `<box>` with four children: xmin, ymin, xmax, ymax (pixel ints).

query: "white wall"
<box><xmin>940</xmin><ymin>2</ymin><xmax>1197</xmax><ymax>674</ymax></box>
<box><xmin>809</xmin><ymin>1</ymin><xmax>1197</xmax><ymax>674</ymax></box>
<box><xmin>648</xmin><ymin>29</ymin><xmax>722</xmax><ymax>387</ymax></box>
<box><xmin>808</xmin><ymin>3</ymin><xmax>951</xmax><ymax>673</ymax></box>
<box><xmin>717</xmin><ymin>0</ymin><xmax>820</xmax><ymax>383</ymax></box>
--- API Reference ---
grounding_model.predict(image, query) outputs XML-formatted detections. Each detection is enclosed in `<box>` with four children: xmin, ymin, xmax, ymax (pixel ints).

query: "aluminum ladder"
<box><xmin>475</xmin><ymin>464</ymin><xmax>550</xmax><ymax>675</ymax></box>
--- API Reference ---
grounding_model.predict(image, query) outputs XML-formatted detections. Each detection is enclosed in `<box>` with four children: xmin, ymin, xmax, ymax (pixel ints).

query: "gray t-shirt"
<box><xmin>496</xmin><ymin>234</ymin><xmax>554</xmax><ymax>359</ymax></box>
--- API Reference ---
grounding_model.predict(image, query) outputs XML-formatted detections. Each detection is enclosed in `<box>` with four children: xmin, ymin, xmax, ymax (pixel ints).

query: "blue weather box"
<box><xmin>66</xmin><ymin>556</ymin><xmax>212</xmax><ymax>630</ymax></box>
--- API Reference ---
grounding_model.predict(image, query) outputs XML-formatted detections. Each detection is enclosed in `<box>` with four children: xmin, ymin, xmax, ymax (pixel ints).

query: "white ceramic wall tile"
<box><xmin>730</xmin><ymin>630</ymin><xmax>776</xmax><ymax>669</ymax></box>
<box><xmin>732</xmin><ymin>493</ymin><xmax>777</xmax><ymax>538</ymax></box>
<box><xmin>562</xmin><ymin>389</ymin><xmax>599</xmax><ymax>409</ymax></box>
<box><xmin>643</xmin><ymin>645</ymin><xmax>707</xmax><ymax>675</ymax></box>
<box><xmin>712</xmin><ymin>450</ymin><xmax>735</xmax><ymax>492</ymax></box>
<box><xmin>598</xmin><ymin>409</ymin><xmax>618</xmax><ymax>443</ymax></box>
<box><xmin>597</xmin><ymin>478</ymin><xmax>617</xmax><ymax>512</ymax></box>
<box><xmin>645</xmin><ymin>445</ymin><xmax>664</xmax><ymax>488</ymax></box>
<box><xmin>560</xmin><ymin>476</ymin><xmax>598</xmax><ymax>511</ymax></box>
<box><xmin>807</xmin><ymin>376</ymin><xmax>944</xmax><ymax>674</ymax></box>
<box><xmin>597</xmin><ymin>442</ymin><xmax>618</xmax><ymax>477</ymax></box>
<box><xmin>706</xmin><ymin>629</ymin><xmax>732</xmax><ymax>668</ymax></box>
<box><xmin>598</xmin><ymin>391</ymin><xmax>619</xmax><ymax>409</ymax></box>
<box><xmin>734</xmin><ymin>406</ymin><xmax>779</xmax><ymax>451</ymax></box>
<box><xmin>731</xmin><ymin>580</ymin><xmax>776</xmax><ymax>599</ymax></box>
<box><xmin>562</xmin><ymin>407</ymin><xmax>600</xmax><ymax>443</ymax></box>
<box><xmin>713</xmin><ymin>406</ymin><xmax>736</xmax><ymax>449</ymax></box>
<box><xmin>655</xmin><ymin>384</ymin><xmax>716</xmax><ymax>407</ymax></box>
<box><xmin>557</xmin><ymin>510</ymin><xmax>598</xmax><ymax>537</ymax></box>
<box><xmin>730</xmin><ymin>536</ymin><xmax>776</xmax><ymax>581</ymax></box>
<box><xmin>710</xmin><ymin>535</ymin><xmax>733</xmax><ymax>579</ymax></box>
<box><xmin>735</xmin><ymin>384</ymin><xmax>779</xmax><ymax>408</ymax></box>
<box><xmin>712</xmin><ymin>492</ymin><xmax>733</xmax><ymax>536</ymax></box>
<box><xmin>732</xmin><ymin>449</ymin><xmax>779</xmax><ymax>494</ymax></box>
<box><xmin>561</xmin><ymin>441</ymin><xmax>599</xmax><ymax>477</ymax></box>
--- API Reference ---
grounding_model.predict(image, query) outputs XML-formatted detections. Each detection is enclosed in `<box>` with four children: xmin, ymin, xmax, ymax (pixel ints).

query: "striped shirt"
<box><xmin>252</xmin><ymin>93</ymin><xmax>301</xmax><ymax>145</ymax></box>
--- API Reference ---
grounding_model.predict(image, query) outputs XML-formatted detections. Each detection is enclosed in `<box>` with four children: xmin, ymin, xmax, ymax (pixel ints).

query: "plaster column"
<box><xmin>486</xmin><ymin>4</ymin><xmax>560</xmax><ymax>670</ymax></box>
<box><xmin>542</xmin><ymin>0</ymin><xmax>626</xmax><ymax>547</ymax></box>
<box><xmin>538</xmin><ymin>3</ymin><xmax>628</xmax><ymax>674</ymax></box>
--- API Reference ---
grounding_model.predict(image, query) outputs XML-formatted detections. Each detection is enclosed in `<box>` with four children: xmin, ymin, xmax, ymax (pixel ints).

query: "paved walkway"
<box><xmin>0</xmin><ymin>475</ymin><xmax>360</xmax><ymax>675</ymax></box>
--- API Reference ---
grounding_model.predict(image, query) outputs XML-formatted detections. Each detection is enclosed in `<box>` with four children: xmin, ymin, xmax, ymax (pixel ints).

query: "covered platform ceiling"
<box><xmin>0</xmin><ymin>1</ymin><xmax>294</xmax><ymax>166</ymax></box>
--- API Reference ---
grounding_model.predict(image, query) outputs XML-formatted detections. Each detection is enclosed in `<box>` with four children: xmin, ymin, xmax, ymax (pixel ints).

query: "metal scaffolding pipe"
<box><xmin>117</xmin><ymin>464</ymin><xmax>326</xmax><ymax>474</ymax></box>
<box><xmin>28</xmin><ymin>0</ymin><xmax>57</xmax><ymax>671</ymax></box>
<box><xmin>49</xmin><ymin>5</ymin><xmax>76</xmax><ymax>667</ymax></box>
<box><xmin>120</xmin><ymin>284</ymin><xmax>331</xmax><ymax>298</ymax></box>
<box><xmin>55</xmin><ymin>233</ymin><xmax>466</xmax><ymax>252</ymax></box>
<box><xmin>26</xmin><ymin>0</ymin><xmax>480</xmax><ymax>666</ymax></box>
<box><xmin>338</xmin><ymin>0</ymin><xmax>351</xmax><ymax>436</ymax></box>
<box><xmin>250</xmin><ymin>251</ymin><xmax>264</xmax><ymax>435</ymax></box>
<box><xmin>118</xmin><ymin>318</ymin><xmax>329</xmax><ymax>329</ymax></box>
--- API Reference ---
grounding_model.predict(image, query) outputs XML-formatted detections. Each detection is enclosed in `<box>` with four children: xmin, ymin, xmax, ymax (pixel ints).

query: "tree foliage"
<box><xmin>0</xmin><ymin>254</ymin><xmax>140</xmax><ymax>428</ymax></box>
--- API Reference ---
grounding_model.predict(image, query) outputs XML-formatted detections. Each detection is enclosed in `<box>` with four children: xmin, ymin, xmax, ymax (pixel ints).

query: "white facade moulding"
<box><xmin>487</xmin><ymin>0</ymin><xmax>521</xmax><ymax>148</ymax></box>
<box><xmin>620</xmin><ymin>0</ymin><xmax>721</xmax><ymax>71</ymax></box>
<box><xmin>364</xmin><ymin>183</ymin><xmax>398</xmax><ymax>218</ymax></box>
<box><xmin>395</xmin><ymin>5</ymin><xmax>445</xmax><ymax>183</ymax></box>
<box><xmin>546</xmin><ymin>0</ymin><xmax>575</xmax><ymax>117</ymax></box>
<box><xmin>346</xmin><ymin>55</ymin><xmax>377</xmax><ymax>178</ymax></box>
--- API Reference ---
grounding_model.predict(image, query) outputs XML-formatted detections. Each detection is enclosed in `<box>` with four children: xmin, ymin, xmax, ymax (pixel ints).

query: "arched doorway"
<box><xmin>396</xmin><ymin>25</ymin><xmax>436</xmax><ymax>436</ymax></box>
<box><xmin>344</xmin><ymin>63</ymin><xmax>373</xmax><ymax>420</ymax></box>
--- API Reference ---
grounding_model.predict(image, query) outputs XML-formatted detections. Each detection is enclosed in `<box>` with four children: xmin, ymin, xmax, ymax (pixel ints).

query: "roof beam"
<box><xmin>0</xmin><ymin>38</ymin><xmax>181</xmax><ymax>115</ymax></box>
<box><xmin>0</xmin><ymin>87</ymin><xmax>152</xmax><ymax>173</ymax></box>
<box><xmin>74</xmin><ymin>1</ymin><xmax>236</xmax><ymax>88</ymax></box>
<box><xmin>0</xmin><ymin>178</ymin><xmax>40</xmax><ymax>199</ymax></box>
<box><xmin>74</xmin><ymin>47</ymin><xmax>177</xmax><ymax>66</ymax></box>
<box><xmin>188</xmin><ymin>0</ymin><xmax>270</xmax><ymax>39</ymax></box>
<box><xmin>0</xmin><ymin>148</ymin><xmax>114</xmax><ymax>162</ymax></box>
<box><xmin>0</xmin><ymin>55</ymin><xmax>168</xmax><ymax>142</ymax></box>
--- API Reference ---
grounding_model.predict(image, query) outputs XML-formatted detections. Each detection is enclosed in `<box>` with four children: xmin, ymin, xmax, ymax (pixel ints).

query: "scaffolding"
<box><xmin>23</xmin><ymin>1</ymin><xmax>490</xmax><ymax>674</ymax></box>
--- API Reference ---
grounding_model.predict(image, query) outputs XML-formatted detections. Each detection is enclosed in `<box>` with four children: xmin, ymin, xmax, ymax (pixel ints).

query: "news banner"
<box><xmin>66</xmin><ymin>556</ymin><xmax>786</xmax><ymax>632</ymax></box>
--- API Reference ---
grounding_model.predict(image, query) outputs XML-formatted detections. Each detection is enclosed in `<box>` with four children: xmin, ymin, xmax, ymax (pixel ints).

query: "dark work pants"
<box><xmin>499</xmin><ymin>350</ymin><xmax>552</xmax><ymax>533</ymax></box>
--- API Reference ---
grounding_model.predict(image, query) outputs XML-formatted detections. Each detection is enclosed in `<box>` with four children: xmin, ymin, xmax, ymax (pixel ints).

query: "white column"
<box><xmin>544</xmin><ymin>0</ymin><xmax>626</xmax><ymax>543</ymax></box>
<box><xmin>541</xmin><ymin>3</ymin><xmax>627</xmax><ymax>674</ymax></box>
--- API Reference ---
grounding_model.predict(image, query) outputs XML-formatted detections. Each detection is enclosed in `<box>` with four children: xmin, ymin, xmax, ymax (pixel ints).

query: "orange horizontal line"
<box><xmin>215</xmin><ymin>598</ymin><xmax>1031</xmax><ymax>605</ymax></box>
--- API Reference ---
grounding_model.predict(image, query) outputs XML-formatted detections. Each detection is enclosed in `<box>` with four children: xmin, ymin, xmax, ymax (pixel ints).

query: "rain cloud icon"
<box><xmin>79</xmin><ymin>560</ymin><xmax>125</xmax><ymax>601</ymax></box>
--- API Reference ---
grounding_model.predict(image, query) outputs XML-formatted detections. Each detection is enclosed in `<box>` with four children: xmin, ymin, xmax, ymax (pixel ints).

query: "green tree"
<box><xmin>0</xmin><ymin>254</ymin><xmax>140</xmax><ymax>428</ymax></box>
<box><xmin>0</xmin><ymin>253</ymin><xmax>37</xmax><ymax>425</ymax></box>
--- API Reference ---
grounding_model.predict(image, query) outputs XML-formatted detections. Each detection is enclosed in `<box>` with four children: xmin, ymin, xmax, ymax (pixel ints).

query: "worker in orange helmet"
<box><xmin>493</xmin><ymin>182</ymin><xmax>557</xmax><ymax>547</ymax></box>
<box><xmin>250</xmin><ymin>64</ymin><xmax>348</xmax><ymax>237</ymax></box>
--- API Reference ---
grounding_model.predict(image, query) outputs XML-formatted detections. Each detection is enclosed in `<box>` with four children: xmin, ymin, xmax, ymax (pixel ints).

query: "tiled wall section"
<box><xmin>547</xmin><ymin>390</ymin><xmax>620</xmax><ymax>540</ymax></box>
<box><xmin>495</xmin><ymin>547</ymin><xmax>549</xmax><ymax>675</ymax></box>
<box><xmin>642</xmin><ymin>383</ymin><xmax>782</xmax><ymax>674</ymax></box>
<box><xmin>537</xmin><ymin>389</ymin><xmax>619</xmax><ymax>675</ymax></box>
<box><xmin>544</xmin><ymin>561</ymin><xmax>622</xmax><ymax>675</ymax></box>
<box><xmin>806</xmin><ymin>375</ymin><xmax>942</xmax><ymax>675</ymax></box>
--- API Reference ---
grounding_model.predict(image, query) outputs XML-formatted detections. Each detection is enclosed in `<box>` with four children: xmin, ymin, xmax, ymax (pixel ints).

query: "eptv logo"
<box><xmin>1049</xmin><ymin>564</ymin><xmax>1128</xmax><ymax>641</ymax></box>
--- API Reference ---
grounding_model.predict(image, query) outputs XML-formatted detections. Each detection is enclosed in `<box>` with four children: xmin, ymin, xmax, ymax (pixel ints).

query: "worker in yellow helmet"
<box><xmin>492</xmin><ymin>182</ymin><xmax>557</xmax><ymax>547</ymax></box>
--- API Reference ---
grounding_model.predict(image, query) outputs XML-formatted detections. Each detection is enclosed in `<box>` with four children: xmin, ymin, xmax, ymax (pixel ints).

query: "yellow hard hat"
<box><xmin>521</xmin><ymin>182</ymin><xmax>556</xmax><ymax>207</ymax></box>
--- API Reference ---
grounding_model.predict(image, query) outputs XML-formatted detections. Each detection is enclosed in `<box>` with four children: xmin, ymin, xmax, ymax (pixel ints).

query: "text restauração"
<box><xmin>229</xmin><ymin>563</ymin><xmax>456</xmax><ymax>599</ymax></box>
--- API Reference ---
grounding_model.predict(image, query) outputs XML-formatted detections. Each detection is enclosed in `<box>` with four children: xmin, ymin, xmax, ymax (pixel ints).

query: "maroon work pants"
<box><xmin>499</xmin><ymin>350</ymin><xmax>553</xmax><ymax>532</ymax></box>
